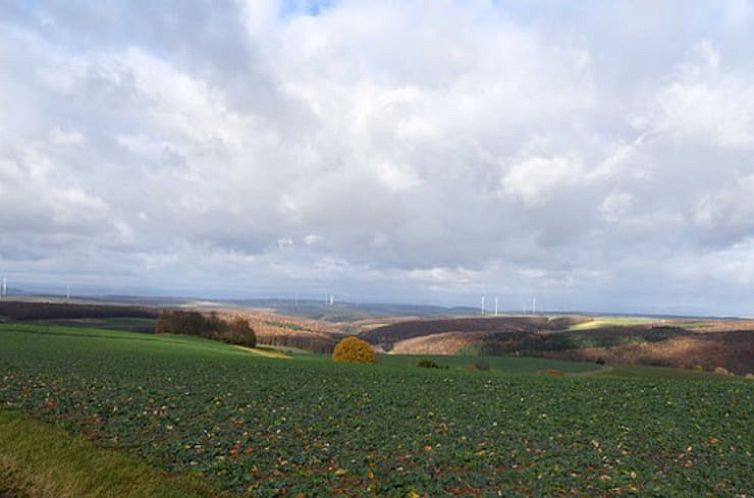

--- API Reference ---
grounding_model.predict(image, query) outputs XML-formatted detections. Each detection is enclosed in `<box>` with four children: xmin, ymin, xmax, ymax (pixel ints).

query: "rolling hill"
<box><xmin>361</xmin><ymin>315</ymin><xmax>754</xmax><ymax>375</ymax></box>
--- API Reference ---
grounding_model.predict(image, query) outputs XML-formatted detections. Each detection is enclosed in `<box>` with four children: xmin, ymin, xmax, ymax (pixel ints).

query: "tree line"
<box><xmin>155</xmin><ymin>310</ymin><xmax>256</xmax><ymax>348</ymax></box>
<box><xmin>0</xmin><ymin>301</ymin><xmax>158</xmax><ymax>320</ymax></box>
<box><xmin>257</xmin><ymin>333</ymin><xmax>337</xmax><ymax>354</ymax></box>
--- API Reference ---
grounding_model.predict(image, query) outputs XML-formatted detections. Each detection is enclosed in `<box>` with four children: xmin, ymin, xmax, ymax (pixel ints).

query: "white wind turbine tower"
<box><xmin>1</xmin><ymin>276</ymin><xmax>6</xmax><ymax>299</ymax></box>
<box><xmin>532</xmin><ymin>296</ymin><xmax>537</xmax><ymax>315</ymax></box>
<box><xmin>66</xmin><ymin>285</ymin><xmax>71</xmax><ymax>301</ymax></box>
<box><xmin>481</xmin><ymin>296</ymin><xmax>485</xmax><ymax>315</ymax></box>
<box><xmin>494</xmin><ymin>296</ymin><xmax>499</xmax><ymax>316</ymax></box>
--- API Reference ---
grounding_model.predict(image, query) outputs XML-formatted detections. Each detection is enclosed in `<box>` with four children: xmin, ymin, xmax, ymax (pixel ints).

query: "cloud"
<box><xmin>638</xmin><ymin>42</ymin><xmax>754</xmax><ymax>148</ymax></box>
<box><xmin>501</xmin><ymin>153</ymin><xmax>588</xmax><ymax>206</ymax></box>
<box><xmin>50</xmin><ymin>127</ymin><xmax>84</xmax><ymax>145</ymax></box>
<box><xmin>600</xmin><ymin>192</ymin><xmax>634</xmax><ymax>223</ymax></box>
<box><xmin>1</xmin><ymin>1</ymin><xmax>754</xmax><ymax>315</ymax></box>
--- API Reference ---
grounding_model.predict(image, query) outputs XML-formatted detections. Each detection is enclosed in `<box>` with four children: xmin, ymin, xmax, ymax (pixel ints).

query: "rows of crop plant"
<box><xmin>374</xmin><ymin>352</ymin><xmax>598</xmax><ymax>374</ymax></box>
<box><xmin>1</xmin><ymin>324</ymin><xmax>753</xmax><ymax>497</ymax></box>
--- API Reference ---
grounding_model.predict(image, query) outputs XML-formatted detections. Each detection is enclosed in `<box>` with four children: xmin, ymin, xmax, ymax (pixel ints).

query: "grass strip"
<box><xmin>0</xmin><ymin>410</ymin><xmax>219</xmax><ymax>498</ymax></box>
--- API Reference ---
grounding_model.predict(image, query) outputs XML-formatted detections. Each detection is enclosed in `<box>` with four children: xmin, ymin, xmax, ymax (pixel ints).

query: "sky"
<box><xmin>2</xmin><ymin>0</ymin><xmax>754</xmax><ymax>315</ymax></box>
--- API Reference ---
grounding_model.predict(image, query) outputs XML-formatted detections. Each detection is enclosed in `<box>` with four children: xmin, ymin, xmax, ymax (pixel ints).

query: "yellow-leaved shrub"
<box><xmin>332</xmin><ymin>336</ymin><xmax>377</xmax><ymax>364</ymax></box>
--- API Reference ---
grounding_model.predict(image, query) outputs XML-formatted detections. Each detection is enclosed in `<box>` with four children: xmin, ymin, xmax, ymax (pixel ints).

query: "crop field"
<box><xmin>1</xmin><ymin>323</ymin><xmax>753</xmax><ymax>497</ymax></box>
<box><xmin>374</xmin><ymin>353</ymin><xmax>597</xmax><ymax>374</ymax></box>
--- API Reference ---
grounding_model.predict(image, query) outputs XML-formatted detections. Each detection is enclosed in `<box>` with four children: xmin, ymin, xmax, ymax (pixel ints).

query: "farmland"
<box><xmin>1</xmin><ymin>323</ymin><xmax>754</xmax><ymax>497</ymax></box>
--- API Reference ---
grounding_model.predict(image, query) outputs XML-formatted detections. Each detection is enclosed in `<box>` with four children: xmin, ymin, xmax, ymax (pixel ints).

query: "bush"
<box><xmin>417</xmin><ymin>359</ymin><xmax>448</xmax><ymax>369</ymax></box>
<box><xmin>332</xmin><ymin>337</ymin><xmax>377</xmax><ymax>364</ymax></box>
<box><xmin>466</xmin><ymin>360</ymin><xmax>490</xmax><ymax>372</ymax></box>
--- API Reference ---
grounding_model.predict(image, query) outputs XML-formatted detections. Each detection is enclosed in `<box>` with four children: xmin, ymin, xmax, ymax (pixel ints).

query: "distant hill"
<box><xmin>360</xmin><ymin>315</ymin><xmax>586</xmax><ymax>348</ymax></box>
<box><xmin>227</xmin><ymin>299</ymin><xmax>479</xmax><ymax>322</ymax></box>
<box><xmin>0</xmin><ymin>301</ymin><xmax>158</xmax><ymax>321</ymax></box>
<box><xmin>359</xmin><ymin>315</ymin><xmax>754</xmax><ymax>375</ymax></box>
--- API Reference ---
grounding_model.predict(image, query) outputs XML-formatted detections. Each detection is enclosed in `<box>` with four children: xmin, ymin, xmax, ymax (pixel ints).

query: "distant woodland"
<box><xmin>0</xmin><ymin>301</ymin><xmax>157</xmax><ymax>321</ymax></box>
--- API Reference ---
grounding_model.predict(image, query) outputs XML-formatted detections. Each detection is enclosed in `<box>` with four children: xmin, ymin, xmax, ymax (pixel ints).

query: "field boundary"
<box><xmin>566</xmin><ymin>365</ymin><xmax>614</xmax><ymax>376</ymax></box>
<box><xmin>235</xmin><ymin>345</ymin><xmax>292</xmax><ymax>359</ymax></box>
<box><xmin>0</xmin><ymin>410</ymin><xmax>219</xmax><ymax>498</ymax></box>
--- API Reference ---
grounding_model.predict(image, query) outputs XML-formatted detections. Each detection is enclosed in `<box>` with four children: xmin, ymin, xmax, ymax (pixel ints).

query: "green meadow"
<box><xmin>1</xmin><ymin>323</ymin><xmax>752</xmax><ymax>497</ymax></box>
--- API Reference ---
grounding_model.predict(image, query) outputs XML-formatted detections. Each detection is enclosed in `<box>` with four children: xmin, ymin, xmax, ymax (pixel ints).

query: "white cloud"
<box><xmin>639</xmin><ymin>42</ymin><xmax>754</xmax><ymax>148</ymax></box>
<box><xmin>375</xmin><ymin>161</ymin><xmax>421</xmax><ymax>192</ymax></box>
<box><xmin>600</xmin><ymin>192</ymin><xmax>634</xmax><ymax>223</ymax></box>
<box><xmin>2</xmin><ymin>1</ymin><xmax>754</xmax><ymax>314</ymax></box>
<box><xmin>50</xmin><ymin>127</ymin><xmax>84</xmax><ymax>145</ymax></box>
<box><xmin>501</xmin><ymin>153</ymin><xmax>587</xmax><ymax>206</ymax></box>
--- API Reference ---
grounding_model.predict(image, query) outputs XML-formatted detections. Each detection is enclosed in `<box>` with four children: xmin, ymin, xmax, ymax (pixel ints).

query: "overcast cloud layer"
<box><xmin>3</xmin><ymin>0</ymin><xmax>754</xmax><ymax>315</ymax></box>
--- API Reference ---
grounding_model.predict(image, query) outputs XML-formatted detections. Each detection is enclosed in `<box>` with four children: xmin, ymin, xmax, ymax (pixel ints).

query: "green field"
<box><xmin>1</xmin><ymin>323</ymin><xmax>753</xmax><ymax>497</ymax></box>
<box><xmin>376</xmin><ymin>353</ymin><xmax>598</xmax><ymax>374</ymax></box>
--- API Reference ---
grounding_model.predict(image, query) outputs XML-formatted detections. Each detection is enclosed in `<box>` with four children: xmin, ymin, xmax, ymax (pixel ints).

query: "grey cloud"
<box><xmin>2</xmin><ymin>1</ymin><xmax>754</xmax><ymax>314</ymax></box>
